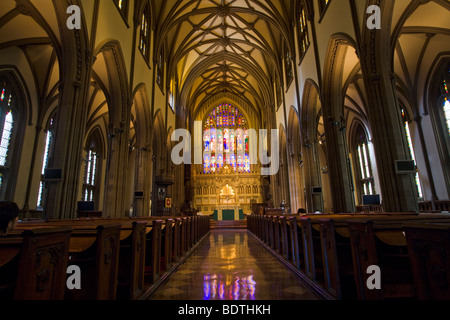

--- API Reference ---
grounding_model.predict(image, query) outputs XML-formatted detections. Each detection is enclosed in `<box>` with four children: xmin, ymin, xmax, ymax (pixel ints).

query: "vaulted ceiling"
<box><xmin>392</xmin><ymin>0</ymin><xmax>450</xmax><ymax>116</ymax></box>
<box><xmin>153</xmin><ymin>0</ymin><xmax>295</xmax><ymax>121</ymax></box>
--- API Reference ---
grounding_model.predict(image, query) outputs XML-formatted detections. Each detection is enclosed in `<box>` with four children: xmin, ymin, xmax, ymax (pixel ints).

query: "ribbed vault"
<box><xmin>154</xmin><ymin>0</ymin><xmax>295</xmax><ymax>121</ymax></box>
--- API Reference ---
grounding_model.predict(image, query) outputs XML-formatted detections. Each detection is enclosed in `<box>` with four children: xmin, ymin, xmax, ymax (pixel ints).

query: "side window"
<box><xmin>318</xmin><ymin>0</ymin><xmax>331</xmax><ymax>16</ymax></box>
<box><xmin>402</xmin><ymin>108</ymin><xmax>423</xmax><ymax>199</ymax></box>
<box><xmin>353</xmin><ymin>126</ymin><xmax>375</xmax><ymax>202</ymax></box>
<box><xmin>37</xmin><ymin>114</ymin><xmax>56</xmax><ymax>208</ymax></box>
<box><xmin>0</xmin><ymin>76</ymin><xmax>19</xmax><ymax>199</ymax></box>
<box><xmin>298</xmin><ymin>4</ymin><xmax>310</xmax><ymax>60</ymax></box>
<box><xmin>139</xmin><ymin>3</ymin><xmax>151</xmax><ymax>61</ymax></box>
<box><xmin>284</xmin><ymin>47</ymin><xmax>293</xmax><ymax>88</ymax></box>
<box><xmin>81</xmin><ymin>129</ymin><xmax>103</xmax><ymax>208</ymax></box>
<box><xmin>156</xmin><ymin>48</ymin><xmax>164</xmax><ymax>90</ymax></box>
<box><xmin>113</xmin><ymin>0</ymin><xmax>129</xmax><ymax>24</ymax></box>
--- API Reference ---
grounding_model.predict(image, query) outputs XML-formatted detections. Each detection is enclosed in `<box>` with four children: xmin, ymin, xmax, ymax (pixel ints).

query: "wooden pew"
<box><xmin>269</xmin><ymin>215</ymin><xmax>290</xmax><ymax>259</ymax></box>
<box><xmin>265</xmin><ymin>215</ymin><xmax>272</xmax><ymax>246</ymax></box>
<box><xmin>317</xmin><ymin>213</ymin><xmax>450</xmax><ymax>300</ymax></box>
<box><xmin>12</xmin><ymin>215</ymin><xmax>208</xmax><ymax>300</ymax></box>
<box><xmin>144</xmin><ymin>219</ymin><xmax>162</xmax><ymax>285</ymax></box>
<box><xmin>17</xmin><ymin>222</ymin><xmax>122</xmax><ymax>300</ymax></box>
<box><xmin>173</xmin><ymin>218</ymin><xmax>182</xmax><ymax>262</ymax></box>
<box><xmin>0</xmin><ymin>226</ymin><xmax>72</xmax><ymax>300</ymax></box>
<box><xmin>247</xmin><ymin>214</ymin><xmax>294</xmax><ymax>262</ymax></box>
<box><xmin>299</xmin><ymin>214</ymin><xmax>361</xmax><ymax>283</ymax></box>
<box><xmin>129</xmin><ymin>217</ymin><xmax>181</xmax><ymax>286</ymax></box>
<box><xmin>54</xmin><ymin>216</ymin><xmax>173</xmax><ymax>289</ymax></box>
<box><xmin>265</xmin><ymin>208</ymin><xmax>284</xmax><ymax>215</ymax></box>
<box><xmin>63</xmin><ymin>223</ymin><xmax>122</xmax><ymax>300</ymax></box>
<box><xmin>300</xmin><ymin>216</ymin><xmax>326</xmax><ymax>283</ymax></box>
<box><xmin>36</xmin><ymin>218</ymin><xmax>149</xmax><ymax>300</ymax></box>
<box><xmin>179</xmin><ymin>216</ymin><xmax>187</xmax><ymax>254</ymax></box>
<box><xmin>279</xmin><ymin>216</ymin><xmax>290</xmax><ymax>260</ymax></box>
<box><xmin>356</xmin><ymin>205</ymin><xmax>383</xmax><ymax>213</ymax></box>
<box><xmin>160</xmin><ymin>218</ymin><xmax>174</xmax><ymax>273</ymax></box>
<box><xmin>299</xmin><ymin>213</ymin><xmax>418</xmax><ymax>287</ymax></box>
<box><xmin>288</xmin><ymin>216</ymin><xmax>304</xmax><ymax>271</ymax></box>
<box><xmin>270</xmin><ymin>216</ymin><xmax>278</xmax><ymax>251</ymax></box>
<box><xmin>347</xmin><ymin>214</ymin><xmax>450</xmax><ymax>300</ymax></box>
<box><xmin>187</xmin><ymin>216</ymin><xmax>193</xmax><ymax>249</ymax></box>
<box><xmin>318</xmin><ymin>217</ymin><xmax>358</xmax><ymax>299</ymax></box>
<box><xmin>419</xmin><ymin>200</ymin><xmax>450</xmax><ymax>213</ymax></box>
<box><xmin>115</xmin><ymin>220</ymin><xmax>147</xmax><ymax>300</ymax></box>
<box><xmin>247</xmin><ymin>211</ymin><xmax>450</xmax><ymax>300</ymax></box>
<box><xmin>317</xmin><ymin>215</ymin><xmax>394</xmax><ymax>299</ymax></box>
<box><xmin>403</xmin><ymin>222</ymin><xmax>450</xmax><ymax>300</ymax></box>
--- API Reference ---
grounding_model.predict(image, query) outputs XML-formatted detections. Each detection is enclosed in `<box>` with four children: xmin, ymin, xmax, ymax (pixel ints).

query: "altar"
<box><xmin>212</xmin><ymin>206</ymin><xmax>245</xmax><ymax>221</ymax></box>
<box><xmin>211</xmin><ymin>184</ymin><xmax>245</xmax><ymax>220</ymax></box>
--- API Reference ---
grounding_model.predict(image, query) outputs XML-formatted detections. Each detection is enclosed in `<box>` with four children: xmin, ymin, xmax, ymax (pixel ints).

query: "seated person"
<box><xmin>297</xmin><ymin>208</ymin><xmax>307</xmax><ymax>215</ymax></box>
<box><xmin>0</xmin><ymin>201</ymin><xmax>19</xmax><ymax>236</ymax></box>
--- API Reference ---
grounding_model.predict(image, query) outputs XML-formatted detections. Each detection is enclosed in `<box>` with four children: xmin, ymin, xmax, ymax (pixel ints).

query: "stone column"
<box><xmin>303</xmin><ymin>141</ymin><xmax>325</xmax><ymax>213</ymax></box>
<box><xmin>361</xmin><ymin>71</ymin><xmax>419</xmax><ymax>212</ymax></box>
<box><xmin>133</xmin><ymin>146</ymin><xmax>152</xmax><ymax>216</ymax></box>
<box><xmin>103</xmin><ymin>120</ymin><xmax>131</xmax><ymax>218</ymax></box>
<box><xmin>320</xmin><ymin>114</ymin><xmax>356</xmax><ymax>213</ymax></box>
<box><xmin>45</xmin><ymin>81</ymin><xmax>89</xmax><ymax>219</ymax></box>
<box><xmin>413</xmin><ymin>116</ymin><xmax>438</xmax><ymax>206</ymax></box>
<box><xmin>44</xmin><ymin>0</ymin><xmax>92</xmax><ymax>219</ymax></box>
<box><xmin>359</xmin><ymin>1</ymin><xmax>419</xmax><ymax>213</ymax></box>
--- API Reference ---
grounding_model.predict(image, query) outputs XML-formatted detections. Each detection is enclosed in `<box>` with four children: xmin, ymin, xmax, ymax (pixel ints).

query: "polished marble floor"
<box><xmin>148</xmin><ymin>230</ymin><xmax>320</xmax><ymax>300</ymax></box>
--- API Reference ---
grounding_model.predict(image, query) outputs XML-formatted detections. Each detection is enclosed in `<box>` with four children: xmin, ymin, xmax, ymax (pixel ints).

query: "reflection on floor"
<box><xmin>148</xmin><ymin>229</ymin><xmax>320</xmax><ymax>300</ymax></box>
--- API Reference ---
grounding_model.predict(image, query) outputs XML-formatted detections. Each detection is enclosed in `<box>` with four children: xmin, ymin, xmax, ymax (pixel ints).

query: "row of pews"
<box><xmin>0</xmin><ymin>215</ymin><xmax>210</xmax><ymax>300</ymax></box>
<box><xmin>419</xmin><ymin>200</ymin><xmax>450</xmax><ymax>213</ymax></box>
<box><xmin>247</xmin><ymin>212</ymin><xmax>450</xmax><ymax>300</ymax></box>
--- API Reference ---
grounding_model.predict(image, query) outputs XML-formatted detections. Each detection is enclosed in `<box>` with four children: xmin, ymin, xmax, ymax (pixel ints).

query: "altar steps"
<box><xmin>210</xmin><ymin>219</ymin><xmax>247</xmax><ymax>229</ymax></box>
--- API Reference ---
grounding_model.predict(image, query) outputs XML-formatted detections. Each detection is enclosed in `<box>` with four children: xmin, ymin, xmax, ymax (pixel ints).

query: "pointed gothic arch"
<box><xmin>0</xmin><ymin>69</ymin><xmax>29</xmax><ymax>200</ymax></box>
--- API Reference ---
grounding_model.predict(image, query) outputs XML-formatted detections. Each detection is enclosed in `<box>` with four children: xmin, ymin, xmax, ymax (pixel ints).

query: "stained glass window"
<box><xmin>82</xmin><ymin>130</ymin><xmax>102</xmax><ymax>205</ymax></box>
<box><xmin>37</xmin><ymin>116</ymin><xmax>55</xmax><ymax>208</ymax></box>
<box><xmin>402</xmin><ymin>109</ymin><xmax>423</xmax><ymax>198</ymax></box>
<box><xmin>0</xmin><ymin>77</ymin><xmax>16</xmax><ymax>197</ymax></box>
<box><xmin>169</xmin><ymin>79</ymin><xmax>175</xmax><ymax>111</ymax></box>
<box><xmin>355</xmin><ymin>128</ymin><xmax>375</xmax><ymax>197</ymax></box>
<box><xmin>82</xmin><ymin>149</ymin><xmax>98</xmax><ymax>202</ymax></box>
<box><xmin>357</xmin><ymin>143</ymin><xmax>374</xmax><ymax>196</ymax></box>
<box><xmin>203</xmin><ymin>104</ymin><xmax>250</xmax><ymax>174</ymax></box>
<box><xmin>156</xmin><ymin>50</ymin><xmax>163</xmax><ymax>88</ymax></box>
<box><xmin>139</xmin><ymin>4</ymin><xmax>150</xmax><ymax>61</ymax></box>
<box><xmin>0</xmin><ymin>111</ymin><xmax>13</xmax><ymax>167</ymax></box>
<box><xmin>443</xmin><ymin>79</ymin><xmax>450</xmax><ymax>136</ymax></box>
<box><xmin>298</xmin><ymin>4</ymin><xmax>310</xmax><ymax>59</ymax></box>
<box><xmin>319</xmin><ymin>0</ymin><xmax>331</xmax><ymax>15</ymax></box>
<box><xmin>285</xmin><ymin>48</ymin><xmax>293</xmax><ymax>86</ymax></box>
<box><xmin>113</xmin><ymin>0</ymin><xmax>128</xmax><ymax>19</ymax></box>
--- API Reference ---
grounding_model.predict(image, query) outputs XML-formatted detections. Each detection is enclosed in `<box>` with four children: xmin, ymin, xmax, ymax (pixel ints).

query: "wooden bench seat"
<box><xmin>248</xmin><ymin>212</ymin><xmax>450</xmax><ymax>300</ymax></box>
<box><xmin>17</xmin><ymin>222</ymin><xmax>122</xmax><ymax>300</ymax></box>
<box><xmin>46</xmin><ymin>216</ymin><xmax>177</xmax><ymax>286</ymax></box>
<box><xmin>21</xmin><ymin>218</ymin><xmax>150</xmax><ymax>299</ymax></box>
<box><xmin>315</xmin><ymin>213</ymin><xmax>450</xmax><ymax>299</ymax></box>
<box><xmin>347</xmin><ymin>214</ymin><xmax>450</xmax><ymax>300</ymax></box>
<box><xmin>297</xmin><ymin>214</ymin><xmax>417</xmax><ymax>285</ymax></box>
<box><xmin>0</xmin><ymin>226</ymin><xmax>72</xmax><ymax>300</ymax></box>
<box><xmin>403</xmin><ymin>222</ymin><xmax>450</xmax><ymax>300</ymax></box>
<box><xmin>6</xmin><ymin>215</ymin><xmax>211</xmax><ymax>300</ymax></box>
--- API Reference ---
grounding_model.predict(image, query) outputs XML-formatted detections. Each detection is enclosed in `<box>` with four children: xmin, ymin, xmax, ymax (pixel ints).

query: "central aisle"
<box><xmin>148</xmin><ymin>229</ymin><xmax>320</xmax><ymax>300</ymax></box>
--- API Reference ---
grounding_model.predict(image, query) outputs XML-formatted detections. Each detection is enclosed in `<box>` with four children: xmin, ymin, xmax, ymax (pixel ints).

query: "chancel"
<box><xmin>0</xmin><ymin>0</ymin><xmax>449</xmax><ymax>302</ymax></box>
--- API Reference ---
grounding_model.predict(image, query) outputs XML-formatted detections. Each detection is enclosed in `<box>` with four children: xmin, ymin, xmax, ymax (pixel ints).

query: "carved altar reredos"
<box><xmin>220</xmin><ymin>184</ymin><xmax>236</xmax><ymax>204</ymax></box>
<box><xmin>192</xmin><ymin>167</ymin><xmax>264</xmax><ymax>216</ymax></box>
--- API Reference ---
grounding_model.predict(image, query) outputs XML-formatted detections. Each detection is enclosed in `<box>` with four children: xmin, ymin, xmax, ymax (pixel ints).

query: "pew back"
<box><xmin>0</xmin><ymin>227</ymin><xmax>72</xmax><ymax>300</ymax></box>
